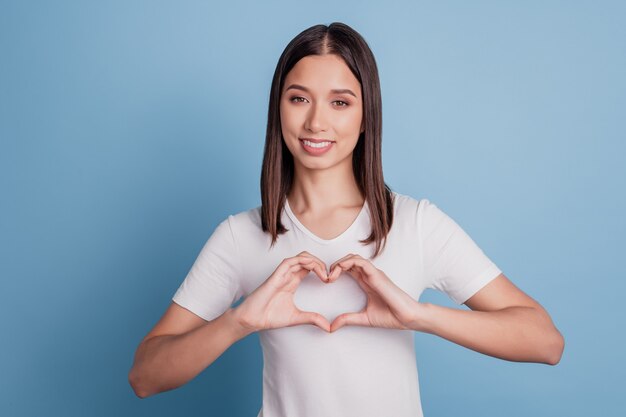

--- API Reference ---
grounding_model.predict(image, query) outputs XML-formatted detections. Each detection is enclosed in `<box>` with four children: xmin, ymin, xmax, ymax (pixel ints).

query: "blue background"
<box><xmin>2</xmin><ymin>1</ymin><xmax>624</xmax><ymax>416</ymax></box>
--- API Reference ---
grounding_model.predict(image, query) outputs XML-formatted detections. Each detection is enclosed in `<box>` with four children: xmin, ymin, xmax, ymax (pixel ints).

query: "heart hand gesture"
<box><xmin>327</xmin><ymin>254</ymin><xmax>420</xmax><ymax>332</ymax></box>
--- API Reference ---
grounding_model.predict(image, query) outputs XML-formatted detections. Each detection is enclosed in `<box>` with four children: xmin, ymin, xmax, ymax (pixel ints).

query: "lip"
<box><xmin>299</xmin><ymin>138</ymin><xmax>334</xmax><ymax>156</ymax></box>
<box><xmin>299</xmin><ymin>138</ymin><xmax>335</xmax><ymax>143</ymax></box>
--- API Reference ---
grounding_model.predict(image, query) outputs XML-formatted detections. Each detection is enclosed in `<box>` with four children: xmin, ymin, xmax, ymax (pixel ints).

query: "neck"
<box><xmin>288</xmin><ymin>159</ymin><xmax>363</xmax><ymax>214</ymax></box>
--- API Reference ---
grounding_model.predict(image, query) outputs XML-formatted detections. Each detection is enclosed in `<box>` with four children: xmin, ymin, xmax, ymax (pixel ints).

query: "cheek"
<box><xmin>334</xmin><ymin>110</ymin><xmax>363</xmax><ymax>135</ymax></box>
<box><xmin>280</xmin><ymin>106</ymin><xmax>299</xmax><ymax>132</ymax></box>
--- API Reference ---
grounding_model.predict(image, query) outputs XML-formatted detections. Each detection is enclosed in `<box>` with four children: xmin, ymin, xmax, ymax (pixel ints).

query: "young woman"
<box><xmin>129</xmin><ymin>22</ymin><xmax>564</xmax><ymax>417</ymax></box>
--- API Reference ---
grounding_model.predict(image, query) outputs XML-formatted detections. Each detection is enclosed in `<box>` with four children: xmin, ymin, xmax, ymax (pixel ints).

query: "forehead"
<box><xmin>283</xmin><ymin>54</ymin><xmax>361</xmax><ymax>94</ymax></box>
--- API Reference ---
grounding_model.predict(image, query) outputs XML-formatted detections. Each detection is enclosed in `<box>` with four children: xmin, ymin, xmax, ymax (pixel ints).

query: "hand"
<box><xmin>327</xmin><ymin>254</ymin><xmax>421</xmax><ymax>332</ymax></box>
<box><xmin>232</xmin><ymin>251</ymin><xmax>331</xmax><ymax>333</ymax></box>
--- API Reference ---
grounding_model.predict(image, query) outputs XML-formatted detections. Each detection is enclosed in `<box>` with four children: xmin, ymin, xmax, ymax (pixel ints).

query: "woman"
<box><xmin>129</xmin><ymin>22</ymin><xmax>564</xmax><ymax>416</ymax></box>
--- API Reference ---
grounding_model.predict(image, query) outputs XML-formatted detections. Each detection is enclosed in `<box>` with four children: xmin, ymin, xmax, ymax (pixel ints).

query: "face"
<box><xmin>280</xmin><ymin>54</ymin><xmax>364</xmax><ymax>172</ymax></box>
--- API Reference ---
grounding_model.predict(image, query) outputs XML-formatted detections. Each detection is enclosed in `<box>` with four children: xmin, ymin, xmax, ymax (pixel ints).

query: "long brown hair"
<box><xmin>260</xmin><ymin>22</ymin><xmax>394</xmax><ymax>258</ymax></box>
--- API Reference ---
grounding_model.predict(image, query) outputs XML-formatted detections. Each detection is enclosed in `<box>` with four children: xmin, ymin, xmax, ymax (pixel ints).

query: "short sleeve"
<box><xmin>172</xmin><ymin>215</ymin><xmax>243</xmax><ymax>321</ymax></box>
<box><xmin>419</xmin><ymin>199</ymin><xmax>502</xmax><ymax>305</ymax></box>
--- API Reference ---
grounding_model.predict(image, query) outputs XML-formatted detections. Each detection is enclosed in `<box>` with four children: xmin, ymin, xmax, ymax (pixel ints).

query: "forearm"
<box><xmin>129</xmin><ymin>308</ymin><xmax>252</xmax><ymax>398</ymax></box>
<box><xmin>415</xmin><ymin>303</ymin><xmax>564</xmax><ymax>365</ymax></box>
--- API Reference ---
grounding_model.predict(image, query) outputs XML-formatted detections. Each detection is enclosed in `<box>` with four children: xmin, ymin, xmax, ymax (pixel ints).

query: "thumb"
<box><xmin>330</xmin><ymin>312</ymin><xmax>369</xmax><ymax>333</ymax></box>
<box><xmin>294</xmin><ymin>310</ymin><xmax>331</xmax><ymax>332</ymax></box>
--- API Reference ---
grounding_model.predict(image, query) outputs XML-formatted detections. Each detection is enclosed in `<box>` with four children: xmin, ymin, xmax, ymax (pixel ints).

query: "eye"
<box><xmin>289</xmin><ymin>96</ymin><xmax>308</xmax><ymax>103</ymax></box>
<box><xmin>333</xmin><ymin>100</ymin><xmax>349</xmax><ymax>107</ymax></box>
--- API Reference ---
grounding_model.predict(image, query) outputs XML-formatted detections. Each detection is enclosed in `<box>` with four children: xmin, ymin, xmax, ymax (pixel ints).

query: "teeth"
<box><xmin>303</xmin><ymin>140</ymin><xmax>332</xmax><ymax>148</ymax></box>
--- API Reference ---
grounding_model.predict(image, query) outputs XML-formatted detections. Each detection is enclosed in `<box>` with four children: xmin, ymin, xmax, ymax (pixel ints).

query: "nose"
<box><xmin>304</xmin><ymin>101</ymin><xmax>328</xmax><ymax>132</ymax></box>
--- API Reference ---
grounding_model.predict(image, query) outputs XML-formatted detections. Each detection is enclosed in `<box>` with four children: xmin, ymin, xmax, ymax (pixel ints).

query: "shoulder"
<box><xmin>228</xmin><ymin>204</ymin><xmax>262</xmax><ymax>225</ymax></box>
<box><xmin>386</xmin><ymin>191</ymin><xmax>442</xmax><ymax>240</ymax></box>
<box><xmin>223</xmin><ymin>204</ymin><xmax>264</xmax><ymax>239</ymax></box>
<box><xmin>390</xmin><ymin>190</ymin><xmax>436</xmax><ymax>219</ymax></box>
<box><xmin>389</xmin><ymin>191</ymin><xmax>453</xmax><ymax>240</ymax></box>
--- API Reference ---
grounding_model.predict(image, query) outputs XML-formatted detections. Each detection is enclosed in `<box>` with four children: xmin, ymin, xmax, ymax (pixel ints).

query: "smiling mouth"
<box><xmin>299</xmin><ymin>138</ymin><xmax>335</xmax><ymax>155</ymax></box>
<box><xmin>300</xmin><ymin>139</ymin><xmax>333</xmax><ymax>148</ymax></box>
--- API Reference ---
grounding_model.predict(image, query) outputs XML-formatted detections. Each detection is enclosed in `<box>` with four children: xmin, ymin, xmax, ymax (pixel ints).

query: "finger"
<box><xmin>289</xmin><ymin>259</ymin><xmax>322</xmax><ymax>280</ymax></box>
<box><xmin>328</xmin><ymin>261</ymin><xmax>360</xmax><ymax>284</ymax></box>
<box><xmin>329</xmin><ymin>262</ymin><xmax>374</xmax><ymax>293</ymax></box>
<box><xmin>295</xmin><ymin>254</ymin><xmax>329</xmax><ymax>281</ymax></box>
<box><xmin>297</xmin><ymin>258</ymin><xmax>329</xmax><ymax>283</ymax></box>
<box><xmin>328</xmin><ymin>254</ymin><xmax>357</xmax><ymax>282</ymax></box>
<box><xmin>336</xmin><ymin>261</ymin><xmax>415</xmax><ymax>317</ymax></box>
<box><xmin>329</xmin><ymin>253</ymin><xmax>356</xmax><ymax>275</ymax></box>
<box><xmin>310</xmin><ymin>263</ymin><xmax>330</xmax><ymax>282</ymax></box>
<box><xmin>337</xmin><ymin>257</ymin><xmax>378</xmax><ymax>277</ymax></box>
<box><xmin>327</xmin><ymin>263</ymin><xmax>345</xmax><ymax>282</ymax></box>
<box><xmin>297</xmin><ymin>252</ymin><xmax>329</xmax><ymax>279</ymax></box>
<box><xmin>327</xmin><ymin>264</ymin><xmax>339</xmax><ymax>282</ymax></box>
<box><xmin>336</xmin><ymin>258</ymin><xmax>382</xmax><ymax>289</ymax></box>
<box><xmin>275</xmin><ymin>256</ymin><xmax>307</xmax><ymax>279</ymax></box>
<box><xmin>294</xmin><ymin>310</ymin><xmax>331</xmax><ymax>332</ymax></box>
<box><xmin>338</xmin><ymin>266</ymin><xmax>373</xmax><ymax>293</ymax></box>
<box><xmin>284</xmin><ymin>260</ymin><xmax>330</xmax><ymax>287</ymax></box>
<box><xmin>279</xmin><ymin>254</ymin><xmax>321</xmax><ymax>273</ymax></box>
<box><xmin>329</xmin><ymin>254</ymin><xmax>370</xmax><ymax>282</ymax></box>
<box><xmin>272</xmin><ymin>260</ymin><xmax>315</xmax><ymax>290</ymax></box>
<box><xmin>330</xmin><ymin>311</ymin><xmax>369</xmax><ymax>332</ymax></box>
<box><xmin>280</xmin><ymin>256</ymin><xmax>321</xmax><ymax>276</ymax></box>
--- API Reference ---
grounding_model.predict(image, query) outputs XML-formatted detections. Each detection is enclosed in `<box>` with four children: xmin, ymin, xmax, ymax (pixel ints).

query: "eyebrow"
<box><xmin>284</xmin><ymin>83</ymin><xmax>358</xmax><ymax>98</ymax></box>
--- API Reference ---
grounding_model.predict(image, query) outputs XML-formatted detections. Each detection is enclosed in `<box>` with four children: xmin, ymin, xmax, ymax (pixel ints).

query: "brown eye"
<box><xmin>290</xmin><ymin>96</ymin><xmax>307</xmax><ymax>103</ymax></box>
<box><xmin>333</xmin><ymin>100</ymin><xmax>349</xmax><ymax>107</ymax></box>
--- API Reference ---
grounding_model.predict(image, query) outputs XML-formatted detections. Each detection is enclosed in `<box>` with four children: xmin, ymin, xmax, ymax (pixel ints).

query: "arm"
<box><xmin>129</xmin><ymin>253</ymin><xmax>331</xmax><ymax>398</ymax></box>
<box><xmin>414</xmin><ymin>273</ymin><xmax>565</xmax><ymax>365</ymax></box>
<box><xmin>128</xmin><ymin>303</ymin><xmax>252</xmax><ymax>399</ymax></box>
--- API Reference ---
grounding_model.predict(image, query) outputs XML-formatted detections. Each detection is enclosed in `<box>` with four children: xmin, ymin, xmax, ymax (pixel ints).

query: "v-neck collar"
<box><xmin>284</xmin><ymin>197</ymin><xmax>369</xmax><ymax>245</ymax></box>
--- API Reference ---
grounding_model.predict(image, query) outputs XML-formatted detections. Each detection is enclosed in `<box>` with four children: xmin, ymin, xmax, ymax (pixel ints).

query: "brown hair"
<box><xmin>260</xmin><ymin>22</ymin><xmax>395</xmax><ymax>258</ymax></box>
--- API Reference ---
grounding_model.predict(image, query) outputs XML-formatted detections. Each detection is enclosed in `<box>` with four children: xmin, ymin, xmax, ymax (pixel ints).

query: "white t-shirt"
<box><xmin>172</xmin><ymin>191</ymin><xmax>502</xmax><ymax>417</ymax></box>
